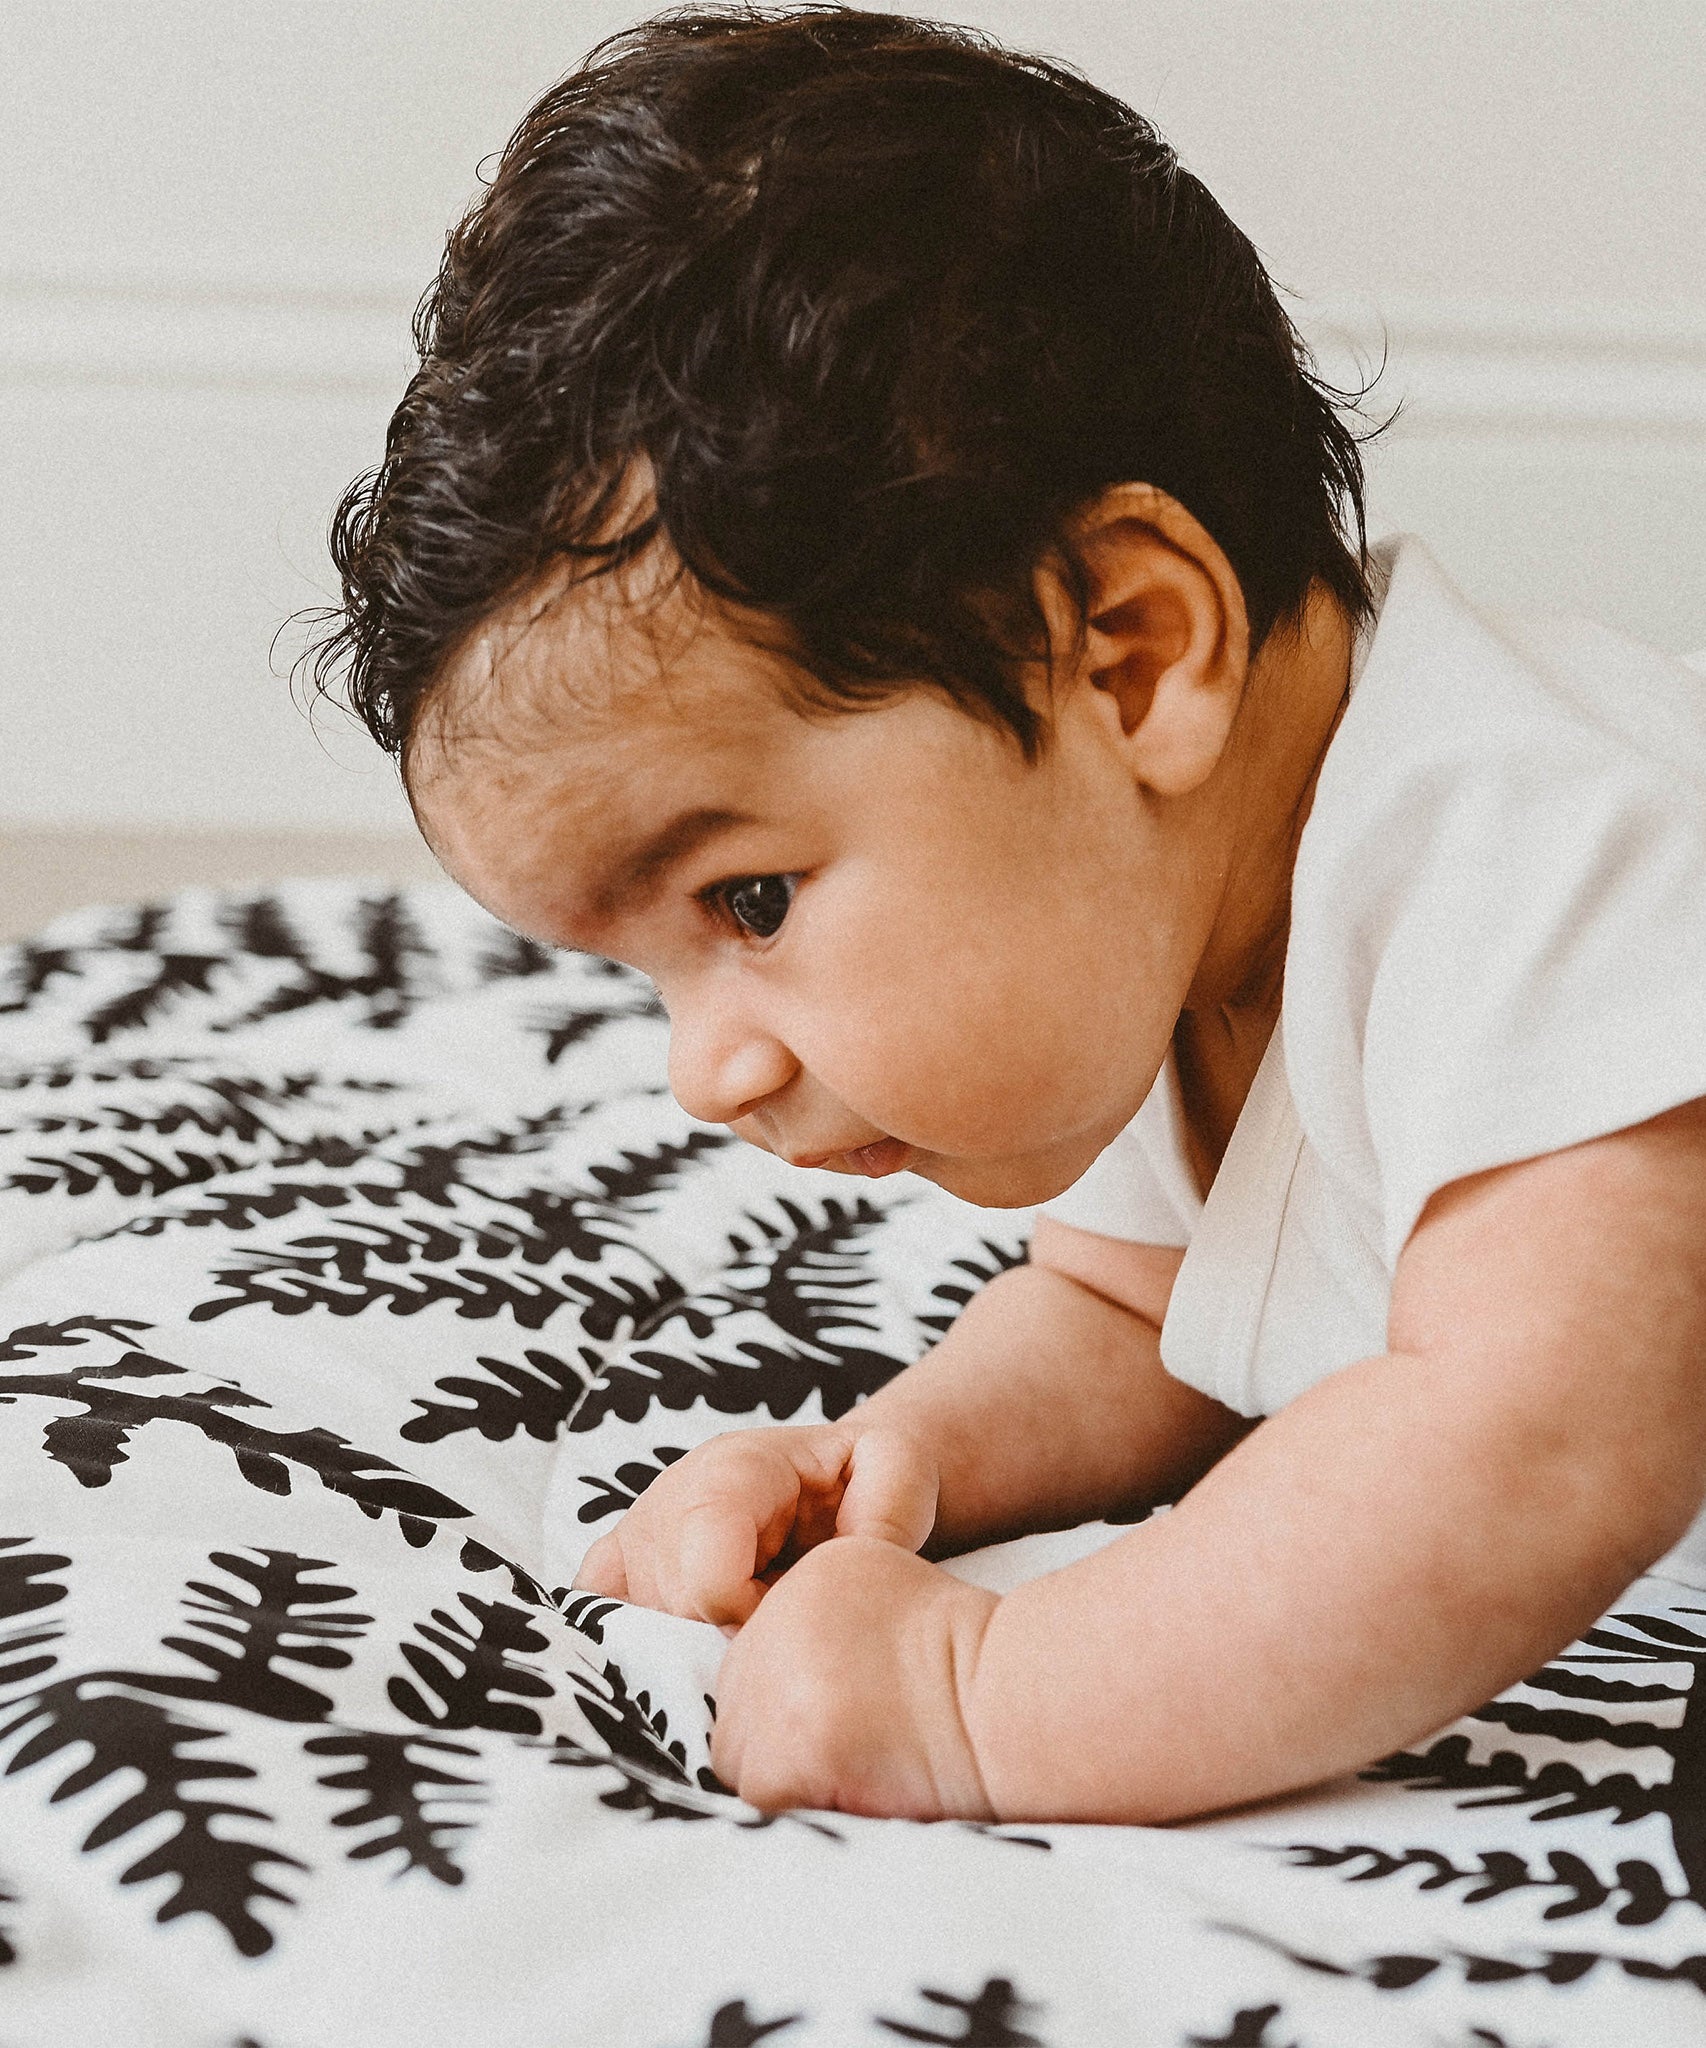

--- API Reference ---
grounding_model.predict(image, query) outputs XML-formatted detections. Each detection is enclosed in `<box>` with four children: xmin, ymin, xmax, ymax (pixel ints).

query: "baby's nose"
<box><xmin>666</xmin><ymin>1005</ymin><xmax>797</xmax><ymax>1128</ymax></box>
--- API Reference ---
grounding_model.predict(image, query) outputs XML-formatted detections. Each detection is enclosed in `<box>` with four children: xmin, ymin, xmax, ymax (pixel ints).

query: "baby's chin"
<box><xmin>901</xmin><ymin>1150</ymin><xmax>1084</xmax><ymax>1211</ymax></box>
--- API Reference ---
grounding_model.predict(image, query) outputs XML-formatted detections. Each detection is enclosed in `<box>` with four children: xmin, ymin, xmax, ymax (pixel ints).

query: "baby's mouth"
<box><xmin>781</xmin><ymin>1134</ymin><xmax>916</xmax><ymax>1177</ymax></box>
<box><xmin>842</xmin><ymin>1137</ymin><xmax>914</xmax><ymax>1177</ymax></box>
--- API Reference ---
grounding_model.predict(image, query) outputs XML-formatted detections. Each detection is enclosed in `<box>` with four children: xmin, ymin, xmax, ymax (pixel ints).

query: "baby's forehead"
<box><xmin>419</xmin><ymin>549</ymin><xmax>806</xmax><ymax>775</ymax></box>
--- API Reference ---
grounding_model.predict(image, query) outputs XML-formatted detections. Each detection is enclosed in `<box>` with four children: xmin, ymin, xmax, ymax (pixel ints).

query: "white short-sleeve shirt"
<box><xmin>1040</xmin><ymin>536</ymin><xmax>1706</xmax><ymax>1579</ymax></box>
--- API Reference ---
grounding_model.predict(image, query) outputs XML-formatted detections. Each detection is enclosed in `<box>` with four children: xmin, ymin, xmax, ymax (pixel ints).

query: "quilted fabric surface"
<box><xmin>0</xmin><ymin>881</ymin><xmax>1703</xmax><ymax>2047</ymax></box>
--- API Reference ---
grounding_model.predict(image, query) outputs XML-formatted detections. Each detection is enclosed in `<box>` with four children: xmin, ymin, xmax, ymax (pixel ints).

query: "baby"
<box><xmin>311</xmin><ymin>7</ymin><xmax>1706</xmax><ymax>1823</ymax></box>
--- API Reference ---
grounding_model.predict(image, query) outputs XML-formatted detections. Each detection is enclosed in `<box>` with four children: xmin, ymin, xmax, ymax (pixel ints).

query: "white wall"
<box><xmin>3</xmin><ymin>0</ymin><xmax>1703</xmax><ymax>833</ymax></box>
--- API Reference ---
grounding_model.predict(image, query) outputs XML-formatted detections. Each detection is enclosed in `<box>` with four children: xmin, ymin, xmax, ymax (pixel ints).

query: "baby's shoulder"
<box><xmin>1332</xmin><ymin>538</ymin><xmax>1706</xmax><ymax>804</ymax></box>
<box><xmin>1301</xmin><ymin>538</ymin><xmax>1706</xmax><ymax>917</ymax></box>
<box><xmin>1283</xmin><ymin>540</ymin><xmax>1706</xmax><ymax>1264</ymax></box>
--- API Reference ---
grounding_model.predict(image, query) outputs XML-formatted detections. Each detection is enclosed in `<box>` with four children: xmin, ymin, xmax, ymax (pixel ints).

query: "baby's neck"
<box><xmin>1175</xmin><ymin>581</ymin><xmax>1359</xmax><ymax>1186</ymax></box>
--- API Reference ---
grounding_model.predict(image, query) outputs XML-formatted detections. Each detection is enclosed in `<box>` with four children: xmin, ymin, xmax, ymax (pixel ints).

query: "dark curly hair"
<box><xmin>308</xmin><ymin>4</ymin><xmax>1374</xmax><ymax>766</ymax></box>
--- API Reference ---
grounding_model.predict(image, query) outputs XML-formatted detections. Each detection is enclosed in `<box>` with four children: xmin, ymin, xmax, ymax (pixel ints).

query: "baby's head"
<box><xmin>314</xmin><ymin>6</ymin><xmax>1372</xmax><ymax>1207</ymax></box>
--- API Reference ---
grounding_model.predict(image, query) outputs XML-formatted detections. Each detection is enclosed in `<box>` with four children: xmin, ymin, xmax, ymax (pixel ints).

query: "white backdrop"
<box><xmin>2</xmin><ymin>0</ymin><xmax>1703</xmax><ymax>836</ymax></box>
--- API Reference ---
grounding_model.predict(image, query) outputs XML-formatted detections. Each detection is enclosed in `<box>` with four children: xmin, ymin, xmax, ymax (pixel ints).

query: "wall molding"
<box><xmin>5</xmin><ymin>258</ymin><xmax>1706</xmax><ymax>436</ymax></box>
<box><xmin>0</xmin><ymin>262</ymin><xmax>420</xmax><ymax>393</ymax></box>
<box><xmin>1304</xmin><ymin>294</ymin><xmax>1706</xmax><ymax>441</ymax></box>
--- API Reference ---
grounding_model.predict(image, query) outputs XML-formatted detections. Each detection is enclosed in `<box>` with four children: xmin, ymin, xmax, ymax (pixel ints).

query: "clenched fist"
<box><xmin>710</xmin><ymin>1535</ymin><xmax>1000</xmax><ymax>1818</ymax></box>
<box><xmin>571</xmin><ymin>1423</ymin><xmax>941</xmax><ymax>1627</ymax></box>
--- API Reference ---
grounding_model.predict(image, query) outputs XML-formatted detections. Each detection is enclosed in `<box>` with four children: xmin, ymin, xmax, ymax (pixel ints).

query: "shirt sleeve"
<box><xmin>1282</xmin><ymin>546</ymin><xmax>1706</xmax><ymax>1274</ymax></box>
<box><xmin>1358</xmin><ymin>749</ymin><xmax>1706</xmax><ymax>1267</ymax></box>
<box><xmin>1286</xmin><ymin>593</ymin><xmax>1703</xmax><ymax>1269</ymax></box>
<box><xmin>1037</xmin><ymin>1051</ymin><xmax>1202</xmax><ymax>1248</ymax></box>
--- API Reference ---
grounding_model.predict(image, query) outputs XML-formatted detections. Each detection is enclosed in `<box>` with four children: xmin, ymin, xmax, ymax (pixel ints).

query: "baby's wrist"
<box><xmin>937</xmin><ymin>1574</ymin><xmax>1003</xmax><ymax>1821</ymax></box>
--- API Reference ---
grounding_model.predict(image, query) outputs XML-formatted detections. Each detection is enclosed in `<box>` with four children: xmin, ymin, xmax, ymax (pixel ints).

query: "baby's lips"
<box><xmin>846</xmin><ymin>1137</ymin><xmax>913</xmax><ymax>1177</ymax></box>
<box><xmin>787</xmin><ymin>1136</ymin><xmax>915</xmax><ymax>1176</ymax></box>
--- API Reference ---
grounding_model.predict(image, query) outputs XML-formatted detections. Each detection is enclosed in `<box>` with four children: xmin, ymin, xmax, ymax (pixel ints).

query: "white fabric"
<box><xmin>1043</xmin><ymin>538</ymin><xmax>1706</xmax><ymax>1568</ymax></box>
<box><xmin>1036</xmin><ymin>1044</ymin><xmax>1202</xmax><ymax>1248</ymax></box>
<box><xmin>6</xmin><ymin>879</ymin><xmax>1706</xmax><ymax>2043</ymax></box>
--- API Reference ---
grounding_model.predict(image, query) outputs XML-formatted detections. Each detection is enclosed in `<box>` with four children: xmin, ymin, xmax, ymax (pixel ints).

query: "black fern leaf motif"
<box><xmin>83</xmin><ymin>953</ymin><xmax>228</xmax><ymax>1045</ymax></box>
<box><xmin>5</xmin><ymin>1139</ymin><xmax>249</xmax><ymax>1201</ymax></box>
<box><xmin>1368</xmin><ymin>1736</ymin><xmax>1661</xmax><ymax>1827</ymax></box>
<box><xmin>210</xmin><ymin>892</ymin><xmax>432</xmax><ymax>1033</ymax></box>
<box><xmin>1367</xmin><ymin>1601</ymin><xmax>1706</xmax><ymax>1906</ymax></box>
<box><xmin>1</xmin><ymin>1069</ymin><xmax>333</xmax><ymax>1148</ymax></box>
<box><xmin>534</xmin><ymin>1007</ymin><xmax>625</xmax><ymax>1064</ymax></box>
<box><xmin>540</xmin><ymin>1726</ymin><xmax>845</xmax><ymax>1838</ymax></box>
<box><xmin>0</xmin><ymin>941</ymin><xmax>81</xmax><ymax>1013</ymax></box>
<box><xmin>477</xmin><ymin>930</ymin><xmax>556</xmax><ymax>982</ymax></box>
<box><xmin>142</xmin><ymin>1551</ymin><xmax>372</xmax><ymax>1723</ymax></box>
<box><xmin>575</xmin><ymin>1194</ymin><xmax>909</xmax><ymax>1432</ymax></box>
<box><xmin>388</xmin><ymin>1595</ymin><xmax>556</xmax><ymax>1733</ymax></box>
<box><xmin>584</xmin><ymin>1133</ymin><xmax>729</xmax><ymax>1214</ymax></box>
<box><xmin>0</xmin><ymin>1328</ymin><xmax>469</xmax><ymax>1531</ymax></box>
<box><xmin>554</xmin><ymin>1657</ymin><xmax>849</xmax><ymax>1832</ymax></box>
<box><xmin>402</xmin><ymin>1346</ymin><xmax>599</xmax><ymax>1446</ymax></box>
<box><xmin>105</xmin><ymin>903</ymin><xmax>170</xmax><ymax>952</ymax></box>
<box><xmin>565</xmin><ymin>1655</ymin><xmax>693</xmax><ymax>1784</ymax></box>
<box><xmin>0</xmin><ymin>1538</ymin><xmax>70</xmax><ymax>1624</ymax></box>
<box><xmin>682</xmin><ymin>2001</ymin><xmax>803</xmax><ymax>2047</ymax></box>
<box><xmin>1185</xmin><ymin>2008</ymin><xmax>1297</xmax><ymax>2048</ymax></box>
<box><xmin>728</xmin><ymin>1195</ymin><xmax>894</xmax><ymax>1347</ymax></box>
<box><xmin>0</xmin><ymin>1680</ymin><xmax>300</xmax><ymax>1956</ymax></box>
<box><xmin>574</xmin><ymin>1445</ymin><xmax>689</xmax><ymax>1525</ymax></box>
<box><xmin>560</xmin><ymin>1265</ymin><xmax>708</xmax><ymax>1347</ymax></box>
<box><xmin>218</xmin><ymin>894</ymin><xmax>311</xmax><ymax>965</ymax></box>
<box><xmin>1226</xmin><ymin>1919</ymin><xmax>1706</xmax><ymax>2004</ymax></box>
<box><xmin>915</xmin><ymin>1240</ymin><xmax>1029</xmax><ymax>1340</ymax></box>
<box><xmin>0</xmin><ymin>1314</ymin><xmax>154</xmax><ymax>1363</ymax></box>
<box><xmin>0</xmin><ymin>1108</ymin><xmax>105</xmax><ymax>1137</ymax></box>
<box><xmin>187</xmin><ymin>1129</ymin><xmax>715</xmax><ymax>1330</ymax></box>
<box><xmin>355</xmin><ymin>893</ymin><xmax>430</xmax><ymax>1028</ymax></box>
<box><xmin>557</xmin><ymin>1591</ymin><xmax>621</xmax><ymax>1644</ymax></box>
<box><xmin>0</xmin><ymin>1871</ymin><xmax>16</xmax><ymax>1968</ymax></box>
<box><xmin>543</xmin><ymin>1736</ymin><xmax>716</xmax><ymax>1823</ymax></box>
<box><xmin>530</xmin><ymin>979</ymin><xmax>666</xmax><ymax>1063</ymax></box>
<box><xmin>0</xmin><ymin>1538</ymin><xmax>70</xmax><ymax>1695</ymax></box>
<box><xmin>455</xmin><ymin>1538</ymin><xmax>552</xmax><ymax>1611</ymax></box>
<box><xmin>123</xmin><ymin>1161</ymin><xmax>380</xmax><ymax>1238</ymax></box>
<box><xmin>103</xmin><ymin>905</ymin><xmax>171</xmax><ymax>950</ymax></box>
<box><xmin>0</xmin><ymin>1054</ymin><xmax>183</xmax><ymax>1093</ymax></box>
<box><xmin>577</xmin><ymin>1335</ymin><xmax>827</xmax><ymax>1432</ymax></box>
<box><xmin>1568</xmin><ymin>1609</ymin><xmax>1706</xmax><ymax>1903</ymax></box>
<box><xmin>189</xmin><ymin>1223</ymin><xmax>593</xmax><ymax>1328</ymax></box>
<box><xmin>305</xmin><ymin>1727</ymin><xmax>483</xmax><ymax>1884</ymax></box>
<box><xmin>1279</xmin><ymin>1840</ymin><xmax>1687</xmax><ymax>1926</ymax></box>
<box><xmin>875</xmin><ymin>1978</ymin><xmax>1046</xmax><ymax>2045</ymax></box>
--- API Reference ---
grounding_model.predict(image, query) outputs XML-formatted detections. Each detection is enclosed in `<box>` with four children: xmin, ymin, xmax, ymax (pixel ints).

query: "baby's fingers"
<box><xmin>676</xmin><ymin>1500</ymin><xmax>767</xmax><ymax>1628</ymax></box>
<box><xmin>834</xmin><ymin>1429</ymin><xmax>938</xmax><ymax>1553</ymax></box>
<box><xmin>573</xmin><ymin>1530</ymin><xmax>630</xmax><ymax>1599</ymax></box>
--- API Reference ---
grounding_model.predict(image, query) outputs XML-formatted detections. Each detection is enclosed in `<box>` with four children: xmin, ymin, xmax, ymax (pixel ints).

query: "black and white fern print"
<box><xmin>2</xmin><ymin>878</ymin><xmax>1705</xmax><ymax>2048</ymax></box>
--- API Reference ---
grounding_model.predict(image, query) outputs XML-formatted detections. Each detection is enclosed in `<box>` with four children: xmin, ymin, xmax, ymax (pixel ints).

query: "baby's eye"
<box><xmin>712</xmin><ymin>873</ymin><xmax>798</xmax><ymax>940</ymax></box>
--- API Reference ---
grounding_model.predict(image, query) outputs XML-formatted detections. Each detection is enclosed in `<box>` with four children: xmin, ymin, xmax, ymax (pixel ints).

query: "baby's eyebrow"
<box><xmin>587</xmin><ymin>805</ymin><xmax>754</xmax><ymax>918</ymax></box>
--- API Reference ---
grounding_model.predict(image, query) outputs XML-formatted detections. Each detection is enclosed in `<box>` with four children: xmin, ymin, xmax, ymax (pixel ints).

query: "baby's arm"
<box><xmin>851</xmin><ymin>1222</ymin><xmax>1248</xmax><ymax>1552</ymax></box>
<box><xmin>574</xmin><ymin>1222</ymin><xmax>1248</xmax><ymax>1622</ymax></box>
<box><xmin>712</xmin><ymin>1098</ymin><xmax>1706</xmax><ymax>1819</ymax></box>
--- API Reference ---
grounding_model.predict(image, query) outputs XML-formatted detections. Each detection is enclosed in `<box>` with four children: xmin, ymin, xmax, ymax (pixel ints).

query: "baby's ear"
<box><xmin>1044</xmin><ymin>484</ymin><xmax>1250</xmax><ymax>797</ymax></box>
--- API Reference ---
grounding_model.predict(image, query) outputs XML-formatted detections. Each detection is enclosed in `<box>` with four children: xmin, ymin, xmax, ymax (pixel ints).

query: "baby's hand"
<box><xmin>710</xmin><ymin>1535</ymin><xmax>999</xmax><ymax>1818</ymax></box>
<box><xmin>571</xmin><ymin>1423</ymin><xmax>939</xmax><ymax>1627</ymax></box>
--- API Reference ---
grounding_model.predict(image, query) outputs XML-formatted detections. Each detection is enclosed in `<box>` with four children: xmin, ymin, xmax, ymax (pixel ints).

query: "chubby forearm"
<box><xmin>710</xmin><ymin>1106</ymin><xmax>1706</xmax><ymax>1824</ymax></box>
<box><xmin>962</xmin><ymin>1342</ymin><xmax>1699</xmax><ymax>1823</ymax></box>
<box><xmin>848</xmin><ymin>1258</ymin><xmax>1248</xmax><ymax>1554</ymax></box>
